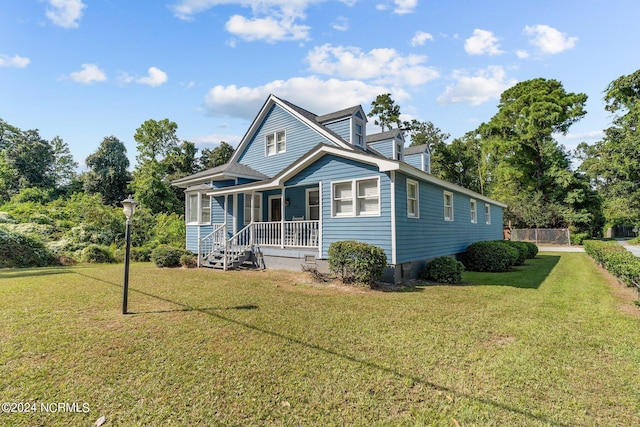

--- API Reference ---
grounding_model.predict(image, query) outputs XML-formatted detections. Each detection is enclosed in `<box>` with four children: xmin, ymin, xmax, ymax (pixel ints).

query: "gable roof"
<box><xmin>172</xmin><ymin>162</ymin><xmax>268</xmax><ymax>188</ymax></box>
<box><xmin>228</xmin><ymin>94</ymin><xmax>355</xmax><ymax>165</ymax></box>
<box><xmin>316</xmin><ymin>105</ymin><xmax>366</xmax><ymax>124</ymax></box>
<box><xmin>404</xmin><ymin>144</ymin><xmax>430</xmax><ymax>155</ymax></box>
<box><xmin>367</xmin><ymin>129</ymin><xmax>404</xmax><ymax>144</ymax></box>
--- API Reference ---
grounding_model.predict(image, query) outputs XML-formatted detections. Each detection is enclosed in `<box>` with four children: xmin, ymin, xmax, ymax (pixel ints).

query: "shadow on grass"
<box><xmin>0</xmin><ymin>266</ymin><xmax>78</xmax><ymax>279</ymax></box>
<box><xmin>453</xmin><ymin>254</ymin><xmax>561</xmax><ymax>289</ymax></box>
<box><xmin>74</xmin><ymin>269</ymin><xmax>571</xmax><ymax>426</ymax></box>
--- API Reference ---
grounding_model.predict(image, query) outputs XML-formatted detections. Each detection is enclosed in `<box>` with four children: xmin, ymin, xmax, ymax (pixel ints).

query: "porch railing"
<box><xmin>198</xmin><ymin>223</ymin><xmax>226</xmax><ymax>267</ymax></box>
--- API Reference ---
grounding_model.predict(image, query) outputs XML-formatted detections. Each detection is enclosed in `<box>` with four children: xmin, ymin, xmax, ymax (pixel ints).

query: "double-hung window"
<box><xmin>332</xmin><ymin>177</ymin><xmax>380</xmax><ymax>217</ymax></box>
<box><xmin>187</xmin><ymin>193</ymin><xmax>210</xmax><ymax>224</ymax></box>
<box><xmin>243</xmin><ymin>194</ymin><xmax>262</xmax><ymax>225</ymax></box>
<box><xmin>470</xmin><ymin>199</ymin><xmax>477</xmax><ymax>223</ymax></box>
<box><xmin>266</xmin><ymin>130</ymin><xmax>286</xmax><ymax>155</ymax></box>
<box><xmin>306</xmin><ymin>188</ymin><xmax>320</xmax><ymax>221</ymax></box>
<box><xmin>407</xmin><ymin>179</ymin><xmax>419</xmax><ymax>218</ymax></box>
<box><xmin>444</xmin><ymin>191</ymin><xmax>454</xmax><ymax>221</ymax></box>
<box><xmin>485</xmin><ymin>203</ymin><xmax>491</xmax><ymax>225</ymax></box>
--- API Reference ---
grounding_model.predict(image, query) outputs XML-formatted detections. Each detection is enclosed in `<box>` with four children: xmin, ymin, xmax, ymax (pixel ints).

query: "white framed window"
<box><xmin>353</xmin><ymin>120</ymin><xmax>364</xmax><ymax>147</ymax></box>
<box><xmin>332</xmin><ymin>177</ymin><xmax>380</xmax><ymax>217</ymax></box>
<box><xmin>407</xmin><ymin>179</ymin><xmax>419</xmax><ymax>218</ymax></box>
<box><xmin>266</xmin><ymin>130</ymin><xmax>286</xmax><ymax>156</ymax></box>
<box><xmin>485</xmin><ymin>203</ymin><xmax>491</xmax><ymax>225</ymax></box>
<box><xmin>444</xmin><ymin>191</ymin><xmax>454</xmax><ymax>221</ymax></box>
<box><xmin>306</xmin><ymin>188</ymin><xmax>320</xmax><ymax>221</ymax></box>
<box><xmin>201</xmin><ymin>195</ymin><xmax>211</xmax><ymax>224</ymax></box>
<box><xmin>470</xmin><ymin>199</ymin><xmax>477</xmax><ymax>223</ymax></box>
<box><xmin>243</xmin><ymin>193</ymin><xmax>262</xmax><ymax>224</ymax></box>
<box><xmin>187</xmin><ymin>193</ymin><xmax>210</xmax><ymax>224</ymax></box>
<box><xmin>396</xmin><ymin>142</ymin><xmax>403</xmax><ymax>161</ymax></box>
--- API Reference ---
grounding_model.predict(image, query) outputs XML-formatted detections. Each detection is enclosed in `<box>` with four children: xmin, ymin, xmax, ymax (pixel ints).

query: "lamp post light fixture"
<box><xmin>121</xmin><ymin>195</ymin><xmax>137</xmax><ymax>315</ymax></box>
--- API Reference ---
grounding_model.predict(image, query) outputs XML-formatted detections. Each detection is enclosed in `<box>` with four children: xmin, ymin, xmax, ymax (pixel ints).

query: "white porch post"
<box><xmin>250</xmin><ymin>192</ymin><xmax>255</xmax><ymax>246</ymax></box>
<box><xmin>280</xmin><ymin>187</ymin><xmax>285</xmax><ymax>248</ymax></box>
<box><xmin>197</xmin><ymin>226</ymin><xmax>201</xmax><ymax>268</ymax></box>
<box><xmin>223</xmin><ymin>194</ymin><xmax>228</xmax><ymax>271</ymax></box>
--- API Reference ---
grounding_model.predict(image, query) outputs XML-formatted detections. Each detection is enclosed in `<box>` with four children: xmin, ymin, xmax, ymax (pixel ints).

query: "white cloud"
<box><xmin>332</xmin><ymin>16</ymin><xmax>349</xmax><ymax>31</ymax></box>
<box><xmin>117</xmin><ymin>71</ymin><xmax>134</xmax><ymax>85</ymax></box>
<box><xmin>437</xmin><ymin>66</ymin><xmax>517</xmax><ymax>106</ymax></box>
<box><xmin>45</xmin><ymin>0</ymin><xmax>86</xmax><ymax>29</ymax></box>
<box><xmin>136</xmin><ymin>67</ymin><xmax>168</xmax><ymax>87</ymax></box>
<box><xmin>524</xmin><ymin>24</ymin><xmax>578</xmax><ymax>55</ymax></box>
<box><xmin>394</xmin><ymin>0</ymin><xmax>418</xmax><ymax>14</ymax></box>
<box><xmin>464</xmin><ymin>29</ymin><xmax>503</xmax><ymax>56</ymax></box>
<box><xmin>0</xmin><ymin>54</ymin><xmax>30</xmax><ymax>68</ymax></box>
<box><xmin>516</xmin><ymin>50</ymin><xmax>529</xmax><ymax>59</ymax></box>
<box><xmin>411</xmin><ymin>31</ymin><xmax>433</xmax><ymax>47</ymax></box>
<box><xmin>69</xmin><ymin>64</ymin><xmax>107</xmax><ymax>84</ymax></box>
<box><xmin>204</xmin><ymin>76</ymin><xmax>409</xmax><ymax>120</ymax></box>
<box><xmin>192</xmin><ymin>134</ymin><xmax>243</xmax><ymax>148</ymax></box>
<box><xmin>225</xmin><ymin>14</ymin><xmax>310</xmax><ymax>42</ymax></box>
<box><xmin>306</xmin><ymin>44</ymin><xmax>439</xmax><ymax>86</ymax></box>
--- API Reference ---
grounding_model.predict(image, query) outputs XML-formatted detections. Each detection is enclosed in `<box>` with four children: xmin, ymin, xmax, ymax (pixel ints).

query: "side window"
<box><xmin>188</xmin><ymin>194</ymin><xmax>198</xmax><ymax>223</ymax></box>
<box><xmin>407</xmin><ymin>180</ymin><xmax>419</xmax><ymax>218</ymax></box>
<box><xmin>444</xmin><ymin>191</ymin><xmax>454</xmax><ymax>221</ymax></box>
<box><xmin>470</xmin><ymin>199</ymin><xmax>477</xmax><ymax>223</ymax></box>
<box><xmin>485</xmin><ymin>203</ymin><xmax>491</xmax><ymax>225</ymax></box>
<box><xmin>201</xmin><ymin>195</ymin><xmax>211</xmax><ymax>224</ymax></box>
<box><xmin>266</xmin><ymin>130</ymin><xmax>286</xmax><ymax>155</ymax></box>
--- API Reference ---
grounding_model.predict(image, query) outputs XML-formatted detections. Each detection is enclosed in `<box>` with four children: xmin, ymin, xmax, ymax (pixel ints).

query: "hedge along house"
<box><xmin>172</xmin><ymin>95</ymin><xmax>506</xmax><ymax>283</ymax></box>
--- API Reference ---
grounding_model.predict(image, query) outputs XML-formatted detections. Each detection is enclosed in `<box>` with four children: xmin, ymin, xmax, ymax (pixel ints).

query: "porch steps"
<box><xmin>201</xmin><ymin>247</ymin><xmax>253</xmax><ymax>270</ymax></box>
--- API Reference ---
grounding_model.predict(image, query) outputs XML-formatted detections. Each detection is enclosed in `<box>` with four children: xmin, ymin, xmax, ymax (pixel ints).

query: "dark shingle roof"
<box><xmin>366</xmin><ymin>129</ymin><xmax>403</xmax><ymax>144</ymax></box>
<box><xmin>404</xmin><ymin>144</ymin><xmax>429</xmax><ymax>155</ymax></box>
<box><xmin>172</xmin><ymin>162</ymin><xmax>269</xmax><ymax>187</ymax></box>
<box><xmin>317</xmin><ymin>106</ymin><xmax>362</xmax><ymax>124</ymax></box>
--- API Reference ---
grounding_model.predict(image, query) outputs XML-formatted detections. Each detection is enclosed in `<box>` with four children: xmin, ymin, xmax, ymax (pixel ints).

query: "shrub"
<box><xmin>131</xmin><ymin>244</ymin><xmax>155</xmax><ymax>262</ymax></box>
<box><xmin>180</xmin><ymin>253</ymin><xmax>197</xmax><ymax>268</ymax></box>
<box><xmin>571</xmin><ymin>232</ymin><xmax>588</xmax><ymax>246</ymax></box>
<box><xmin>422</xmin><ymin>256</ymin><xmax>464</xmax><ymax>284</ymax></box>
<box><xmin>522</xmin><ymin>241</ymin><xmax>539</xmax><ymax>259</ymax></box>
<box><xmin>151</xmin><ymin>244</ymin><xmax>188</xmax><ymax>268</ymax></box>
<box><xmin>0</xmin><ymin>227</ymin><xmax>57</xmax><ymax>268</ymax></box>
<box><xmin>583</xmin><ymin>240</ymin><xmax>640</xmax><ymax>289</ymax></box>
<box><xmin>462</xmin><ymin>240</ymin><xmax>518</xmax><ymax>272</ymax></box>
<box><xmin>82</xmin><ymin>244</ymin><xmax>116</xmax><ymax>263</ymax></box>
<box><xmin>328</xmin><ymin>240</ymin><xmax>387</xmax><ymax>286</ymax></box>
<box><xmin>502</xmin><ymin>241</ymin><xmax>528</xmax><ymax>266</ymax></box>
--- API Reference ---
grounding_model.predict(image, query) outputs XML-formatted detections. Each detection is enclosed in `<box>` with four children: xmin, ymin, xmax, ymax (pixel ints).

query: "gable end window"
<box><xmin>332</xmin><ymin>177</ymin><xmax>380</xmax><ymax>217</ymax></box>
<box><xmin>407</xmin><ymin>179</ymin><xmax>419</xmax><ymax>218</ymax></box>
<box><xmin>485</xmin><ymin>203</ymin><xmax>491</xmax><ymax>225</ymax></box>
<box><xmin>444</xmin><ymin>191</ymin><xmax>454</xmax><ymax>221</ymax></box>
<box><xmin>470</xmin><ymin>199</ymin><xmax>477</xmax><ymax>223</ymax></box>
<box><xmin>354</xmin><ymin>122</ymin><xmax>364</xmax><ymax>147</ymax></box>
<box><xmin>266</xmin><ymin>130</ymin><xmax>286</xmax><ymax>156</ymax></box>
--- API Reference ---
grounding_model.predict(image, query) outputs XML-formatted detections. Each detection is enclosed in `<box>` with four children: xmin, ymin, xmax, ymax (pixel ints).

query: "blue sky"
<box><xmin>2</xmin><ymin>0</ymin><xmax>638</xmax><ymax>169</ymax></box>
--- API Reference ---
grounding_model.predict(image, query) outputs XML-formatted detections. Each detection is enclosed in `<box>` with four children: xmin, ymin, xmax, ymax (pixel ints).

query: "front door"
<box><xmin>269</xmin><ymin>196</ymin><xmax>282</xmax><ymax>222</ymax></box>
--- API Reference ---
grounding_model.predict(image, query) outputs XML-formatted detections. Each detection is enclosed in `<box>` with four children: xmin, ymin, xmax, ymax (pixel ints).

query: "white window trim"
<box><xmin>406</xmin><ymin>179</ymin><xmax>419</xmax><ymax>218</ymax></box>
<box><xmin>331</xmin><ymin>176</ymin><xmax>380</xmax><ymax>218</ymax></box>
<box><xmin>395</xmin><ymin>141</ymin><xmax>404</xmax><ymax>162</ymax></box>
<box><xmin>306</xmin><ymin>187</ymin><xmax>320</xmax><ymax>221</ymax></box>
<box><xmin>353</xmin><ymin>118</ymin><xmax>365</xmax><ymax>148</ymax></box>
<box><xmin>265</xmin><ymin>130</ymin><xmax>286</xmax><ymax>156</ymax></box>
<box><xmin>444</xmin><ymin>191</ymin><xmax>454</xmax><ymax>222</ymax></box>
<box><xmin>470</xmin><ymin>199</ymin><xmax>477</xmax><ymax>224</ymax></box>
<box><xmin>186</xmin><ymin>192</ymin><xmax>211</xmax><ymax>225</ymax></box>
<box><xmin>268</xmin><ymin>194</ymin><xmax>282</xmax><ymax>222</ymax></box>
<box><xmin>485</xmin><ymin>203</ymin><xmax>491</xmax><ymax>225</ymax></box>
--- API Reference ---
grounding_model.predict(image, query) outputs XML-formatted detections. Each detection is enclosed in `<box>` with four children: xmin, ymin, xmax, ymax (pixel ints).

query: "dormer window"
<box><xmin>266</xmin><ymin>130</ymin><xmax>286</xmax><ymax>156</ymax></box>
<box><xmin>395</xmin><ymin>142</ymin><xmax>403</xmax><ymax>161</ymax></box>
<box><xmin>354</xmin><ymin>122</ymin><xmax>364</xmax><ymax>147</ymax></box>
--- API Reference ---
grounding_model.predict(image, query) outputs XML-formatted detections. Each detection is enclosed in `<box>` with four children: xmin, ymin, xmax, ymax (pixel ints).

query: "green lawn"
<box><xmin>1</xmin><ymin>253</ymin><xmax>639</xmax><ymax>426</ymax></box>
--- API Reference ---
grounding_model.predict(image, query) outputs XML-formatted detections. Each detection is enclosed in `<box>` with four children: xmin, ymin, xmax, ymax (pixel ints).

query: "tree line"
<box><xmin>0</xmin><ymin>69</ymin><xmax>639</xmax><ymax>264</ymax></box>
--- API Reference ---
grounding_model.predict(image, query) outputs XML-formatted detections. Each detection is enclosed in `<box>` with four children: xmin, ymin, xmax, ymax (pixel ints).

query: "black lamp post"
<box><xmin>121</xmin><ymin>195</ymin><xmax>137</xmax><ymax>315</ymax></box>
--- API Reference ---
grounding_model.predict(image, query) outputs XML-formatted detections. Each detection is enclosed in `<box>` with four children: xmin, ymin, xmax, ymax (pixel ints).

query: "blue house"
<box><xmin>172</xmin><ymin>95</ymin><xmax>506</xmax><ymax>282</ymax></box>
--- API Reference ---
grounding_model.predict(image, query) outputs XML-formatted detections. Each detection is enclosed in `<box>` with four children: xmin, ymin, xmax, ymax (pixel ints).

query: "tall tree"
<box><xmin>50</xmin><ymin>136</ymin><xmax>78</xmax><ymax>188</ymax></box>
<box><xmin>3</xmin><ymin>128</ymin><xmax>55</xmax><ymax>192</ymax></box>
<box><xmin>368</xmin><ymin>93</ymin><xmax>402</xmax><ymax>132</ymax></box>
<box><xmin>578</xmin><ymin>69</ymin><xmax>640</xmax><ymax>228</ymax></box>
<box><xmin>481</xmin><ymin>78</ymin><xmax>591</xmax><ymax>229</ymax></box>
<box><xmin>84</xmin><ymin>136</ymin><xmax>132</xmax><ymax>206</ymax></box>
<box><xmin>199</xmin><ymin>141</ymin><xmax>234</xmax><ymax>170</ymax></box>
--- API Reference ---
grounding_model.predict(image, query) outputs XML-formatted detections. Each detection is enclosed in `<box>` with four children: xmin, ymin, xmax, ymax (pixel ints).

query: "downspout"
<box><xmin>223</xmin><ymin>194</ymin><xmax>228</xmax><ymax>271</ymax></box>
<box><xmin>280</xmin><ymin>187</ymin><xmax>285</xmax><ymax>248</ymax></box>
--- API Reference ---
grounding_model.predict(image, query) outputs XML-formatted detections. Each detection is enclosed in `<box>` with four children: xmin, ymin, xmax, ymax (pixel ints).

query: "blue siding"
<box><xmin>213</xmin><ymin>179</ymin><xmax>235</xmax><ymax>188</ymax></box>
<box><xmin>286</xmin><ymin>154</ymin><xmax>393</xmax><ymax>260</ymax></box>
<box><xmin>186</xmin><ymin>225</ymin><xmax>214</xmax><ymax>253</ymax></box>
<box><xmin>404</xmin><ymin>153</ymin><xmax>423</xmax><ymax>170</ymax></box>
<box><xmin>325</xmin><ymin>118</ymin><xmax>351</xmax><ymax>142</ymax></box>
<box><xmin>394</xmin><ymin>173</ymin><xmax>504</xmax><ymax>264</ymax></box>
<box><xmin>236</xmin><ymin>104</ymin><xmax>339</xmax><ymax>177</ymax></box>
<box><xmin>368</xmin><ymin>140</ymin><xmax>393</xmax><ymax>158</ymax></box>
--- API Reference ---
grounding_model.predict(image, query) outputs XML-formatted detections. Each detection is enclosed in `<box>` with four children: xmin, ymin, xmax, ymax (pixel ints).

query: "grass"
<box><xmin>1</xmin><ymin>253</ymin><xmax>639</xmax><ymax>426</ymax></box>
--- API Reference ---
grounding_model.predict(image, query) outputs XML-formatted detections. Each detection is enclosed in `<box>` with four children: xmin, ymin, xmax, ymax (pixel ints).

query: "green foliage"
<box><xmin>84</xmin><ymin>136</ymin><xmax>131</xmax><ymax>206</ymax></box>
<box><xmin>328</xmin><ymin>240</ymin><xmax>387</xmax><ymax>285</ymax></box>
<box><xmin>583</xmin><ymin>240</ymin><xmax>640</xmax><ymax>290</ymax></box>
<box><xmin>10</xmin><ymin>187</ymin><xmax>53</xmax><ymax>204</ymax></box>
<box><xmin>367</xmin><ymin>93</ymin><xmax>402</xmax><ymax>132</ymax></box>
<box><xmin>462</xmin><ymin>240</ymin><xmax>518</xmax><ymax>272</ymax></box>
<box><xmin>521</xmin><ymin>241</ymin><xmax>539</xmax><ymax>259</ymax></box>
<box><xmin>151</xmin><ymin>244</ymin><xmax>188</xmax><ymax>268</ymax></box>
<box><xmin>570</xmin><ymin>232</ymin><xmax>589</xmax><ymax>245</ymax></box>
<box><xmin>502</xmin><ymin>240</ymin><xmax>529</xmax><ymax>266</ymax></box>
<box><xmin>131</xmin><ymin>244</ymin><xmax>156</xmax><ymax>262</ymax></box>
<box><xmin>82</xmin><ymin>244</ymin><xmax>116</xmax><ymax>264</ymax></box>
<box><xmin>0</xmin><ymin>226</ymin><xmax>57</xmax><ymax>268</ymax></box>
<box><xmin>421</xmin><ymin>256</ymin><xmax>464</xmax><ymax>284</ymax></box>
<box><xmin>180</xmin><ymin>252</ymin><xmax>197</xmax><ymax>268</ymax></box>
<box><xmin>199</xmin><ymin>141</ymin><xmax>235</xmax><ymax>170</ymax></box>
